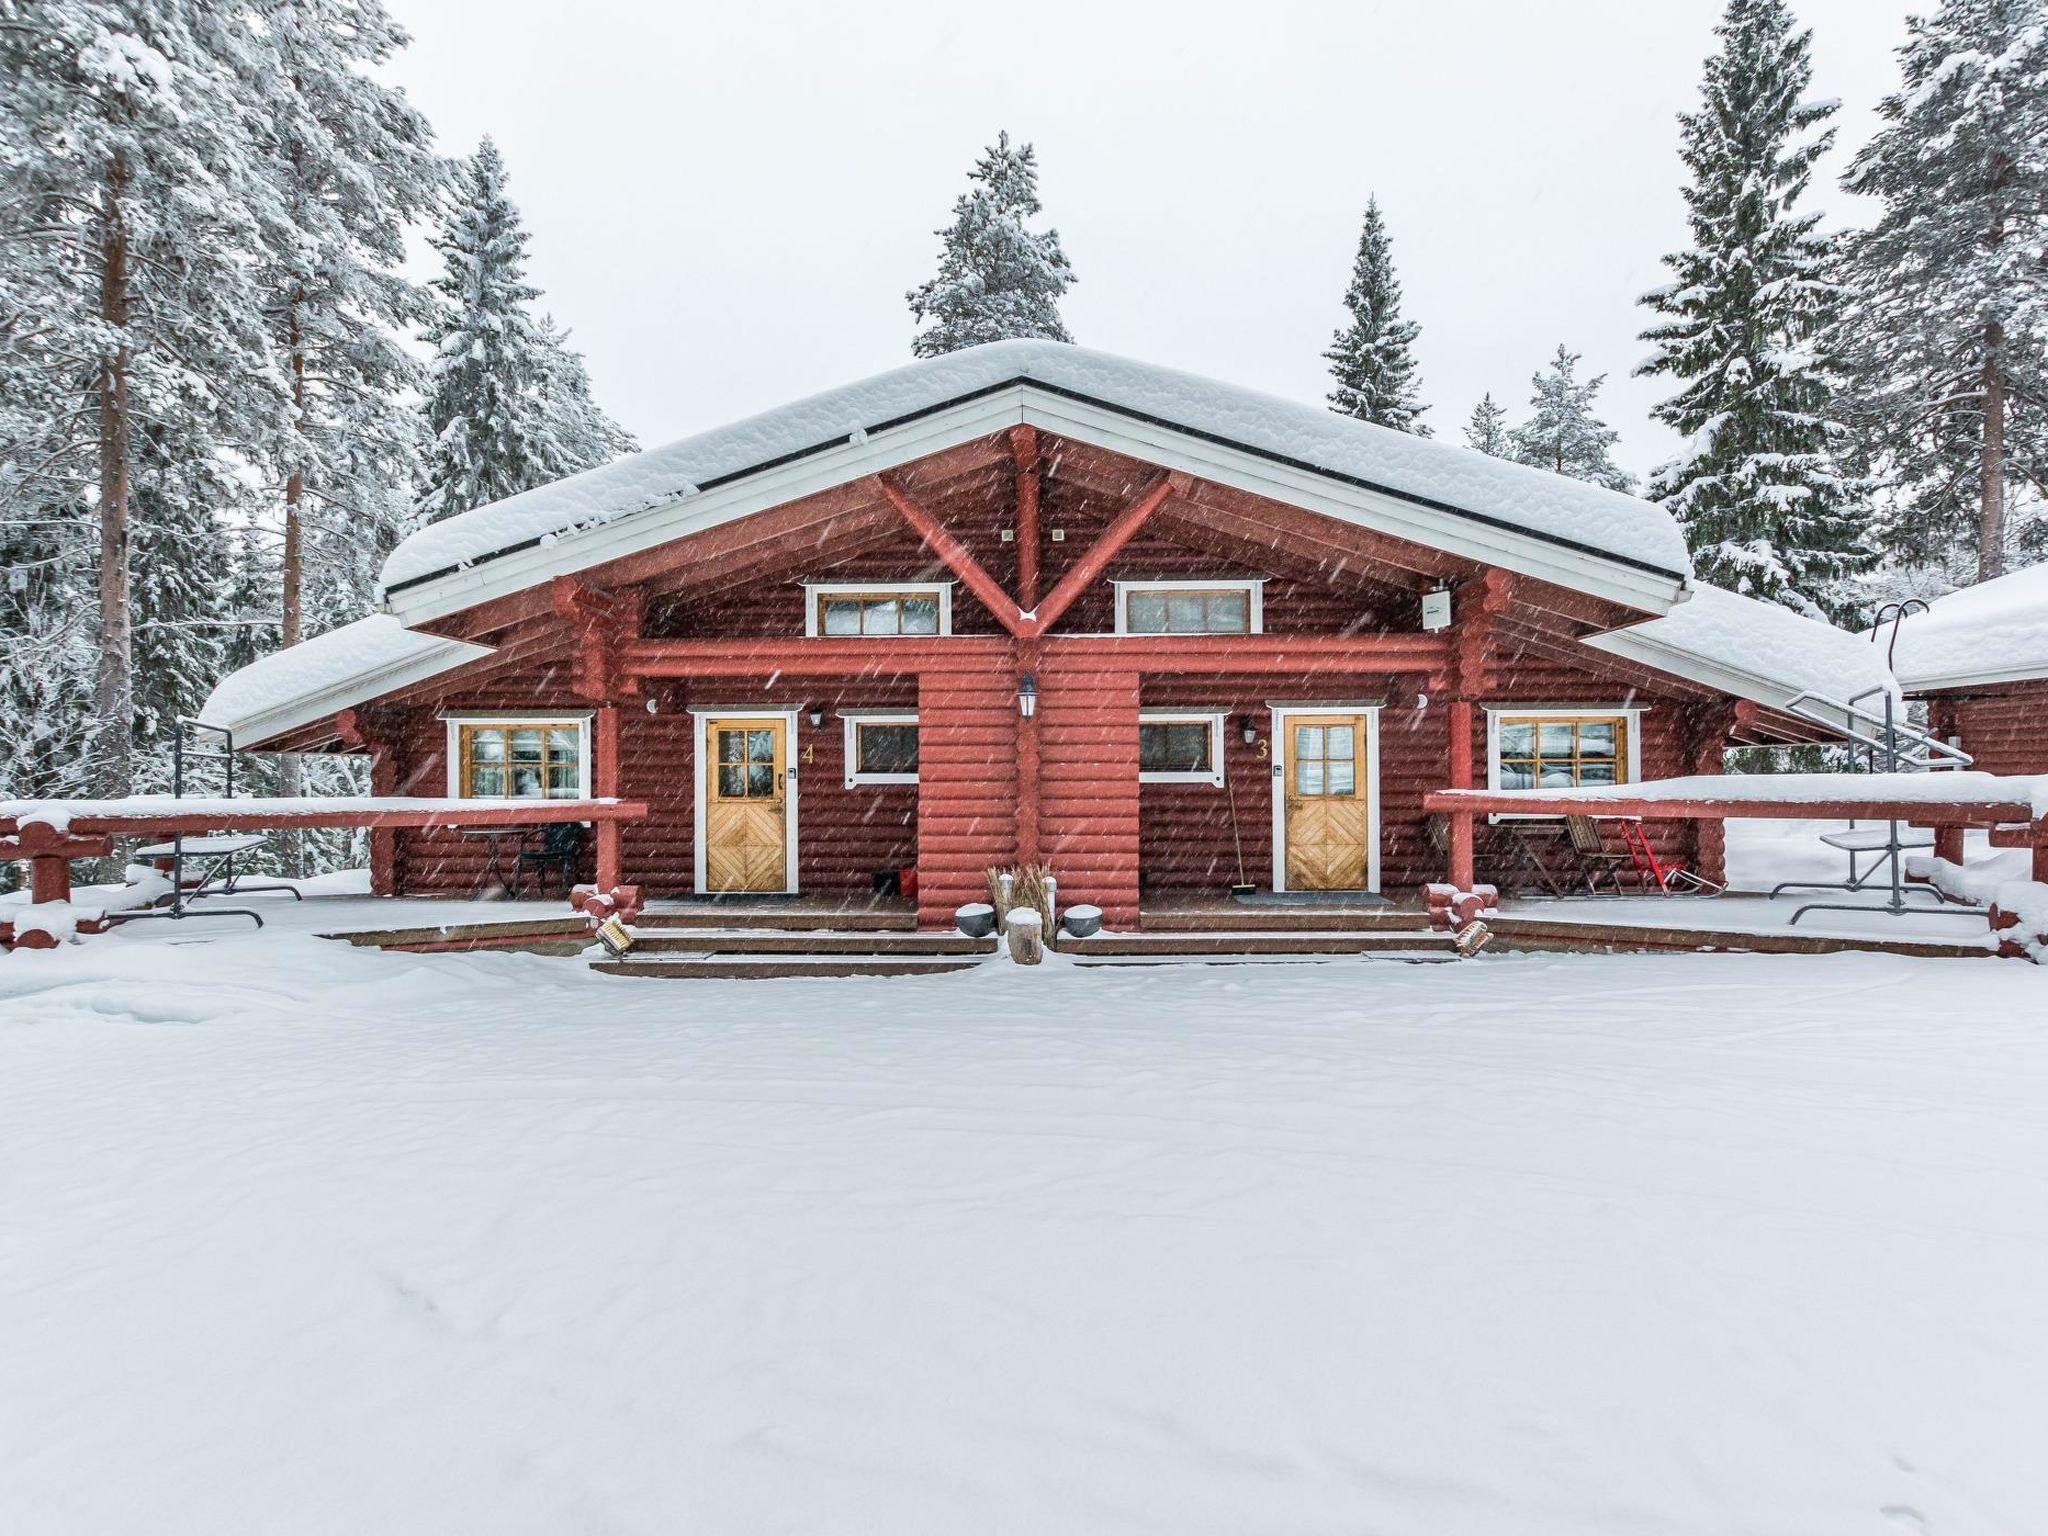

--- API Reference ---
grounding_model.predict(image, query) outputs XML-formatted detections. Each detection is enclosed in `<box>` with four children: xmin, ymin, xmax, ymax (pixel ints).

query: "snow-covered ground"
<box><xmin>4</xmin><ymin>834</ymin><xmax>2046</xmax><ymax>1534</ymax></box>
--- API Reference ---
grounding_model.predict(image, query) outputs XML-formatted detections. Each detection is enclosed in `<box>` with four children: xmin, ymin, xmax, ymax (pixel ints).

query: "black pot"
<box><xmin>954</xmin><ymin>903</ymin><xmax>997</xmax><ymax>939</ymax></box>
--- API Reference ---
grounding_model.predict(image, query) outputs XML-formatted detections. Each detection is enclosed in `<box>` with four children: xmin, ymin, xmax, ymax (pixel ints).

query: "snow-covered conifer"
<box><xmin>1324</xmin><ymin>198</ymin><xmax>1430</xmax><ymax>434</ymax></box>
<box><xmin>0</xmin><ymin>1</ymin><xmax>289</xmax><ymax>792</ymax></box>
<box><xmin>1638</xmin><ymin>0</ymin><xmax>1870</xmax><ymax>619</ymax></box>
<box><xmin>420</xmin><ymin>140</ymin><xmax>631</xmax><ymax>521</ymax></box>
<box><xmin>1838</xmin><ymin>0</ymin><xmax>2048</xmax><ymax>581</ymax></box>
<box><xmin>1512</xmin><ymin>347</ymin><xmax>1636</xmax><ymax>493</ymax></box>
<box><xmin>907</xmin><ymin>132</ymin><xmax>1075</xmax><ymax>357</ymax></box>
<box><xmin>1463</xmin><ymin>394</ymin><xmax>1512</xmax><ymax>457</ymax></box>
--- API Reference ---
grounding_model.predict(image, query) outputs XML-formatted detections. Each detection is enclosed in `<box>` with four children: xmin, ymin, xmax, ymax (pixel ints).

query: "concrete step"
<box><xmin>1139</xmin><ymin>907</ymin><xmax>1426</xmax><ymax>933</ymax></box>
<box><xmin>591</xmin><ymin>956</ymin><xmax>984</xmax><ymax>980</ymax></box>
<box><xmin>634</xmin><ymin>907</ymin><xmax>917</xmax><ymax>932</ymax></box>
<box><xmin>626</xmin><ymin>932</ymin><xmax>995</xmax><ymax>957</ymax></box>
<box><xmin>1069</xmin><ymin>932</ymin><xmax>1452</xmax><ymax>957</ymax></box>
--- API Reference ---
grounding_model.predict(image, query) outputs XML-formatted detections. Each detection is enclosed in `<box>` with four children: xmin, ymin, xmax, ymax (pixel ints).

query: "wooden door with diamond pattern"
<box><xmin>704</xmin><ymin>718</ymin><xmax>789</xmax><ymax>892</ymax></box>
<box><xmin>1283</xmin><ymin>714</ymin><xmax>1371</xmax><ymax>890</ymax></box>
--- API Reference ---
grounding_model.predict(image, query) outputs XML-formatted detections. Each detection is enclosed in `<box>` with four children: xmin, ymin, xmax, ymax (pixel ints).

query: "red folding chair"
<box><xmin>1615</xmin><ymin>818</ymin><xmax>1724</xmax><ymax>895</ymax></box>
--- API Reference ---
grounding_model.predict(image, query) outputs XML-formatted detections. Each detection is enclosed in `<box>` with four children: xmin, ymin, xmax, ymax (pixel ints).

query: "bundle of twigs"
<box><xmin>986</xmin><ymin>862</ymin><xmax>1055</xmax><ymax>930</ymax></box>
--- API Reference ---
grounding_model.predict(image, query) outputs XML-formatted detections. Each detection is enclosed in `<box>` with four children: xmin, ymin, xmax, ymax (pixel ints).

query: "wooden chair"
<box><xmin>1564</xmin><ymin>815</ymin><xmax>1638</xmax><ymax>895</ymax></box>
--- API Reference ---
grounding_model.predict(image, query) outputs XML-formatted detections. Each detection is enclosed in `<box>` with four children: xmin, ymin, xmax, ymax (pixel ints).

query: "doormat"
<box><xmin>1232</xmin><ymin>890</ymin><xmax>1392</xmax><ymax>907</ymax></box>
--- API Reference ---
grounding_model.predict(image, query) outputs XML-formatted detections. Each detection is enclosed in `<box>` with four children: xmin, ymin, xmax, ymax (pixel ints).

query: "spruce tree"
<box><xmin>908</xmin><ymin>132</ymin><xmax>1075</xmax><ymax>357</ymax></box>
<box><xmin>421</xmin><ymin>140</ymin><xmax>632</xmax><ymax>521</ymax></box>
<box><xmin>1324</xmin><ymin>197</ymin><xmax>1430</xmax><ymax>434</ymax></box>
<box><xmin>1838</xmin><ymin>0</ymin><xmax>2048</xmax><ymax>582</ymax></box>
<box><xmin>1639</xmin><ymin>0</ymin><xmax>1870</xmax><ymax>619</ymax></box>
<box><xmin>537</xmin><ymin>314</ymin><xmax>640</xmax><ymax>470</ymax></box>
<box><xmin>1463</xmin><ymin>393</ymin><xmax>1513</xmax><ymax>456</ymax></box>
<box><xmin>1512</xmin><ymin>347</ymin><xmax>1636</xmax><ymax>492</ymax></box>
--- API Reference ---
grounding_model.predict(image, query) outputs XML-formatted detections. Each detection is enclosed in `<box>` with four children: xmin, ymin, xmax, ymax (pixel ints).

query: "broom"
<box><xmin>1223</xmin><ymin>761</ymin><xmax>1257</xmax><ymax>897</ymax></box>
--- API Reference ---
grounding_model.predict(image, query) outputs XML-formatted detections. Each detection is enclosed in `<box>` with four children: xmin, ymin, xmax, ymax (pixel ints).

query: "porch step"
<box><xmin>332</xmin><ymin>916</ymin><xmax>592</xmax><ymax>955</ymax></box>
<box><xmin>634</xmin><ymin>907</ymin><xmax>917</xmax><ymax>932</ymax></box>
<box><xmin>1067</xmin><ymin>931</ymin><xmax>1452</xmax><ymax>957</ymax></box>
<box><xmin>626</xmin><ymin>932</ymin><xmax>996</xmax><ymax>957</ymax></box>
<box><xmin>591</xmin><ymin>956</ymin><xmax>984</xmax><ymax>980</ymax></box>
<box><xmin>1139</xmin><ymin>907</ymin><xmax>1425</xmax><ymax>933</ymax></box>
<box><xmin>1069</xmin><ymin>951</ymin><xmax>1461</xmax><ymax>968</ymax></box>
<box><xmin>1484</xmin><ymin>916</ymin><xmax>1994</xmax><ymax>960</ymax></box>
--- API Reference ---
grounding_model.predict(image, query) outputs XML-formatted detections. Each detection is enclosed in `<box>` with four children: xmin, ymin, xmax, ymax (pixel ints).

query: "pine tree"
<box><xmin>1838</xmin><ymin>0</ymin><xmax>2048</xmax><ymax>582</ymax></box>
<box><xmin>0</xmin><ymin>1</ymin><xmax>289</xmax><ymax>793</ymax></box>
<box><xmin>1463</xmin><ymin>393</ymin><xmax>1513</xmax><ymax>456</ymax></box>
<box><xmin>1638</xmin><ymin>0</ymin><xmax>1871</xmax><ymax>619</ymax></box>
<box><xmin>1512</xmin><ymin>347</ymin><xmax>1636</xmax><ymax>492</ymax></box>
<box><xmin>1324</xmin><ymin>197</ymin><xmax>1430</xmax><ymax>434</ymax></box>
<box><xmin>908</xmin><ymin>132</ymin><xmax>1075</xmax><ymax>357</ymax></box>
<box><xmin>421</xmin><ymin>139</ymin><xmax>632</xmax><ymax>520</ymax></box>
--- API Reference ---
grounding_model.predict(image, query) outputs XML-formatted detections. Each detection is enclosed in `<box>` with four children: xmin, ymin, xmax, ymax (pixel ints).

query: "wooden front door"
<box><xmin>1283</xmin><ymin>714</ymin><xmax>1371</xmax><ymax>890</ymax></box>
<box><xmin>704</xmin><ymin>717</ymin><xmax>789</xmax><ymax>892</ymax></box>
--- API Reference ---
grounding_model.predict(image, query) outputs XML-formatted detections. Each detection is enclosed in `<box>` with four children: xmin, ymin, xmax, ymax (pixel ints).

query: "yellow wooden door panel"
<box><xmin>1283</xmin><ymin>714</ymin><xmax>1371</xmax><ymax>891</ymax></box>
<box><xmin>704</xmin><ymin>718</ymin><xmax>788</xmax><ymax>892</ymax></box>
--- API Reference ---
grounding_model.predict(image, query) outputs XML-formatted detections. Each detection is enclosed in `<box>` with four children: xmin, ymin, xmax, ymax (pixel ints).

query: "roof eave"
<box><xmin>382</xmin><ymin>380</ymin><xmax>1690</xmax><ymax>629</ymax></box>
<box><xmin>204</xmin><ymin>637</ymin><xmax>494</xmax><ymax>750</ymax></box>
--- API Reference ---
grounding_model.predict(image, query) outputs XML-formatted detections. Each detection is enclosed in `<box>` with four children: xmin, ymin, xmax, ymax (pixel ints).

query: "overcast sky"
<box><xmin>384</xmin><ymin>0</ymin><xmax>1915</xmax><ymax>480</ymax></box>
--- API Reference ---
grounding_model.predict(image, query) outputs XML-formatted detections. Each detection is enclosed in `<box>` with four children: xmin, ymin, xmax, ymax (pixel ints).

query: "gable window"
<box><xmin>1138</xmin><ymin>712</ymin><xmax>1225</xmax><ymax>786</ymax></box>
<box><xmin>445</xmin><ymin>717</ymin><xmax>591</xmax><ymax>799</ymax></box>
<box><xmin>805</xmin><ymin>582</ymin><xmax>952</xmax><ymax>637</ymax></box>
<box><xmin>1486</xmin><ymin>709</ymin><xmax>1641</xmax><ymax>798</ymax></box>
<box><xmin>1115</xmin><ymin>579</ymin><xmax>1263</xmax><ymax>635</ymax></box>
<box><xmin>842</xmin><ymin>713</ymin><xmax>920</xmax><ymax>786</ymax></box>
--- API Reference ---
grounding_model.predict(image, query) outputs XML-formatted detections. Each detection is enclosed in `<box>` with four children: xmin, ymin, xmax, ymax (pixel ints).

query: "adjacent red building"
<box><xmin>203</xmin><ymin>342</ymin><xmax>1892</xmax><ymax>927</ymax></box>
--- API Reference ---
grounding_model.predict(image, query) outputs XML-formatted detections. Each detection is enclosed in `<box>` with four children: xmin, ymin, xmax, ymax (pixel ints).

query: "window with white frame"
<box><xmin>805</xmin><ymin>582</ymin><xmax>952</xmax><ymax>637</ymax></box>
<box><xmin>1138</xmin><ymin>712</ymin><xmax>1226</xmax><ymax>786</ymax></box>
<box><xmin>1115</xmin><ymin>579</ymin><xmax>1263</xmax><ymax>635</ymax></box>
<box><xmin>1486</xmin><ymin>708</ymin><xmax>1642</xmax><ymax>796</ymax></box>
<box><xmin>842</xmin><ymin>713</ymin><xmax>919</xmax><ymax>786</ymax></box>
<box><xmin>445</xmin><ymin>716</ymin><xmax>591</xmax><ymax>799</ymax></box>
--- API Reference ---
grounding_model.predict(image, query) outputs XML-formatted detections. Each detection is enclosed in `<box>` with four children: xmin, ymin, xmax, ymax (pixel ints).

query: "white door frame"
<box><xmin>1267</xmin><ymin>704</ymin><xmax>1381</xmax><ymax>894</ymax></box>
<box><xmin>691</xmin><ymin>708</ymin><xmax>801</xmax><ymax>895</ymax></box>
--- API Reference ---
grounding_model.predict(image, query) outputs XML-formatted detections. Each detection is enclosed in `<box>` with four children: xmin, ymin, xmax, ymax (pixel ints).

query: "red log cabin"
<box><xmin>1887</xmin><ymin>563</ymin><xmax>2048</xmax><ymax>777</ymax></box>
<box><xmin>201</xmin><ymin>341</ymin><xmax>1895</xmax><ymax>928</ymax></box>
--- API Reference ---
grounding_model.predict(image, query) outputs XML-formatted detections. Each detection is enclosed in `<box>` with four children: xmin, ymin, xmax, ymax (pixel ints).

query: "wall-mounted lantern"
<box><xmin>806</xmin><ymin>705</ymin><xmax>825</xmax><ymax>728</ymax></box>
<box><xmin>1239</xmin><ymin>715</ymin><xmax>1259</xmax><ymax>745</ymax></box>
<box><xmin>1017</xmin><ymin>674</ymin><xmax>1038</xmax><ymax>719</ymax></box>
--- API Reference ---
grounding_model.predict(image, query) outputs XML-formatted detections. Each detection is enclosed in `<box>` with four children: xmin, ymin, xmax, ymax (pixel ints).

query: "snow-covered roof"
<box><xmin>1585</xmin><ymin>583</ymin><xmax>1900</xmax><ymax>725</ymax></box>
<box><xmin>199</xmin><ymin>616</ymin><xmax>492</xmax><ymax>747</ymax></box>
<box><xmin>1886</xmin><ymin>563</ymin><xmax>2048</xmax><ymax>691</ymax></box>
<box><xmin>379</xmin><ymin>340</ymin><xmax>1694</xmax><ymax>621</ymax></box>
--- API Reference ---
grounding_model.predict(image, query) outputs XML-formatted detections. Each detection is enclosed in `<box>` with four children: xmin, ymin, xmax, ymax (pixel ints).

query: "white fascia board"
<box><xmin>211</xmin><ymin>636</ymin><xmax>495</xmax><ymax>749</ymax></box>
<box><xmin>384</xmin><ymin>391</ymin><xmax>1030</xmax><ymax>626</ymax></box>
<box><xmin>383</xmin><ymin>382</ymin><xmax>1688</xmax><ymax>627</ymax></box>
<box><xmin>1899</xmin><ymin>662</ymin><xmax>2048</xmax><ymax>694</ymax></box>
<box><xmin>1584</xmin><ymin>627</ymin><xmax>1848</xmax><ymax>732</ymax></box>
<box><xmin>1021</xmin><ymin>393</ymin><xmax>1690</xmax><ymax>615</ymax></box>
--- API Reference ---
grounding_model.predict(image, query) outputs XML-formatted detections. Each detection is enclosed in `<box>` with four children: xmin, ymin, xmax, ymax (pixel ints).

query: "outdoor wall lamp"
<box><xmin>807</xmin><ymin>705</ymin><xmax>825</xmax><ymax>728</ymax></box>
<box><xmin>1239</xmin><ymin>715</ymin><xmax>1258</xmax><ymax>745</ymax></box>
<box><xmin>1017</xmin><ymin>675</ymin><xmax>1038</xmax><ymax>719</ymax></box>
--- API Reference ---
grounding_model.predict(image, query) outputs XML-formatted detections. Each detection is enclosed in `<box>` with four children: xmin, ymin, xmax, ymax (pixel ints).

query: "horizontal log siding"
<box><xmin>1945</xmin><ymin>681</ymin><xmax>2048</xmax><ymax>776</ymax></box>
<box><xmin>1038</xmin><ymin>667</ymin><xmax>1142</xmax><ymax>926</ymax></box>
<box><xmin>916</xmin><ymin>652</ymin><xmax>1020</xmax><ymax>927</ymax></box>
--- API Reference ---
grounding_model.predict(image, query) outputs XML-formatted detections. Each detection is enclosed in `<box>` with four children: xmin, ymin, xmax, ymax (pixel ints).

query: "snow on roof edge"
<box><xmin>1885</xmin><ymin>561</ymin><xmax>2048</xmax><ymax>691</ymax></box>
<box><xmin>1586</xmin><ymin>584</ymin><xmax>1899</xmax><ymax>731</ymax></box>
<box><xmin>378</xmin><ymin>340</ymin><xmax>1694</xmax><ymax>600</ymax></box>
<box><xmin>200</xmin><ymin>616</ymin><xmax>493</xmax><ymax>748</ymax></box>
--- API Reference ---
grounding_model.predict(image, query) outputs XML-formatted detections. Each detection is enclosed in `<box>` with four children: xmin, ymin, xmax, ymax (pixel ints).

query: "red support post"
<box><xmin>1449</xmin><ymin>812</ymin><xmax>1475</xmax><ymax>893</ymax></box>
<box><xmin>593</xmin><ymin>703</ymin><xmax>623</xmax><ymax>892</ymax></box>
<box><xmin>2034</xmin><ymin>818</ymin><xmax>2048</xmax><ymax>885</ymax></box>
<box><xmin>1016</xmin><ymin>639</ymin><xmax>1041</xmax><ymax>865</ymax></box>
<box><xmin>1934</xmin><ymin>823</ymin><xmax>1965</xmax><ymax>865</ymax></box>
<box><xmin>1008</xmin><ymin>425</ymin><xmax>1040</xmax><ymax>611</ymax></box>
<box><xmin>1444</xmin><ymin>698</ymin><xmax>1475</xmax><ymax>890</ymax></box>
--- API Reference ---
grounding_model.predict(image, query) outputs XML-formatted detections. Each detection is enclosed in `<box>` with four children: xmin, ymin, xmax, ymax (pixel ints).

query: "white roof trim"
<box><xmin>382</xmin><ymin>385</ymin><xmax>1688</xmax><ymax>626</ymax></box>
<box><xmin>200</xmin><ymin>617</ymin><xmax>494</xmax><ymax>749</ymax></box>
